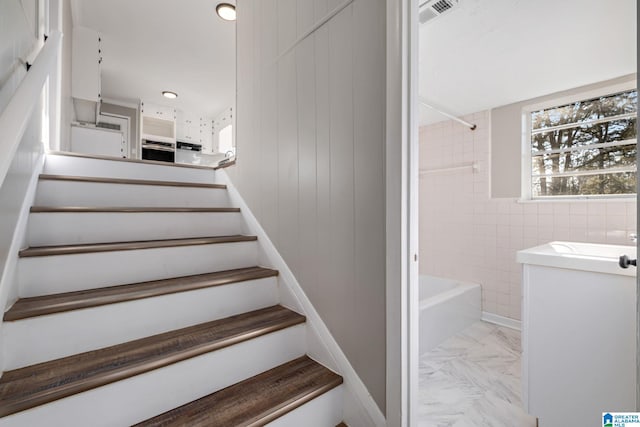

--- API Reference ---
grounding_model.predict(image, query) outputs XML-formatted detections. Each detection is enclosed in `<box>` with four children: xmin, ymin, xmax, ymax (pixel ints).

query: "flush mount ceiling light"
<box><xmin>162</xmin><ymin>91</ymin><xmax>178</xmax><ymax>99</ymax></box>
<box><xmin>216</xmin><ymin>3</ymin><xmax>236</xmax><ymax>21</ymax></box>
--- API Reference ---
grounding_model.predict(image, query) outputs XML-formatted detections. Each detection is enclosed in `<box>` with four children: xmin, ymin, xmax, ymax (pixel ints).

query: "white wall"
<box><xmin>419</xmin><ymin>110</ymin><xmax>636</xmax><ymax>320</ymax></box>
<box><xmin>0</xmin><ymin>0</ymin><xmax>49</xmax><ymax>372</ymax></box>
<box><xmin>0</xmin><ymin>0</ymin><xmax>40</xmax><ymax>112</ymax></box>
<box><xmin>230</xmin><ymin>0</ymin><xmax>387</xmax><ymax>411</ymax></box>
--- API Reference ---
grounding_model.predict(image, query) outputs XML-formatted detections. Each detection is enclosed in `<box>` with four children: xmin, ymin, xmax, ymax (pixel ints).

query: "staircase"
<box><xmin>0</xmin><ymin>153</ymin><xmax>345</xmax><ymax>426</ymax></box>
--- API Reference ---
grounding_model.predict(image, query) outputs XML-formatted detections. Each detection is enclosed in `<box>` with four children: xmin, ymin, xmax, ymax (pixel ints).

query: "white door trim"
<box><xmin>385</xmin><ymin>0</ymin><xmax>419</xmax><ymax>425</ymax></box>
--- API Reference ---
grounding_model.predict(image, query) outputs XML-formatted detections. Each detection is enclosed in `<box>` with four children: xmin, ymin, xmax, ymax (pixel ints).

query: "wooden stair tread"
<box><xmin>18</xmin><ymin>235</ymin><xmax>257</xmax><ymax>257</ymax></box>
<box><xmin>134</xmin><ymin>356</ymin><xmax>342</xmax><ymax>427</ymax></box>
<box><xmin>0</xmin><ymin>306</ymin><xmax>305</xmax><ymax>418</ymax></box>
<box><xmin>39</xmin><ymin>174</ymin><xmax>227</xmax><ymax>189</ymax></box>
<box><xmin>30</xmin><ymin>206</ymin><xmax>240</xmax><ymax>213</ymax></box>
<box><xmin>4</xmin><ymin>267</ymin><xmax>278</xmax><ymax>321</ymax></box>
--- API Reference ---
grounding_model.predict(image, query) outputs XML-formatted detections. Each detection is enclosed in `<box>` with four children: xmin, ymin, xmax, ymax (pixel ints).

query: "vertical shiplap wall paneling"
<box><xmin>328</xmin><ymin>5</ymin><xmax>355</xmax><ymax>350</ymax></box>
<box><xmin>236</xmin><ymin>0</ymin><xmax>258</xmax><ymax>217</ymax></box>
<box><xmin>295</xmin><ymin>0</ymin><xmax>319</xmax><ymax>302</ymax></box>
<box><xmin>313</xmin><ymin>2</ymin><xmax>333</xmax><ymax>314</ymax></box>
<box><xmin>259</xmin><ymin>0</ymin><xmax>280</xmax><ymax>242</ymax></box>
<box><xmin>233</xmin><ymin>0</ymin><xmax>387</xmax><ymax>411</ymax></box>
<box><xmin>352</xmin><ymin>0</ymin><xmax>386</xmax><ymax>401</ymax></box>
<box><xmin>250</xmin><ymin>0</ymin><xmax>263</xmax><ymax>225</ymax></box>
<box><xmin>277</xmin><ymin>0</ymin><xmax>300</xmax><ymax>274</ymax></box>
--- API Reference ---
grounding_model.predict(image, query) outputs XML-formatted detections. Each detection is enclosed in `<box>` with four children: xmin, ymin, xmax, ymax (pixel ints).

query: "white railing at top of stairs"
<box><xmin>0</xmin><ymin>30</ymin><xmax>62</xmax><ymax>189</ymax></box>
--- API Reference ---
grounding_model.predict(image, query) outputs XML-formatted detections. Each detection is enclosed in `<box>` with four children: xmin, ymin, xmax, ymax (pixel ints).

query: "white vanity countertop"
<box><xmin>516</xmin><ymin>241</ymin><xmax>637</xmax><ymax>276</ymax></box>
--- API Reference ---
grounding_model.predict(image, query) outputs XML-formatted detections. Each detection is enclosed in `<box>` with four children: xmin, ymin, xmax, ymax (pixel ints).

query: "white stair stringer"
<box><xmin>0</xmin><ymin>325</ymin><xmax>306</xmax><ymax>427</ymax></box>
<box><xmin>4</xmin><ymin>277</ymin><xmax>279</xmax><ymax>369</ymax></box>
<box><xmin>27</xmin><ymin>211</ymin><xmax>245</xmax><ymax>246</ymax></box>
<box><xmin>18</xmin><ymin>240</ymin><xmax>259</xmax><ymax>297</ymax></box>
<box><xmin>44</xmin><ymin>153</ymin><xmax>217</xmax><ymax>184</ymax></box>
<box><xmin>34</xmin><ymin>180</ymin><xmax>232</xmax><ymax>208</ymax></box>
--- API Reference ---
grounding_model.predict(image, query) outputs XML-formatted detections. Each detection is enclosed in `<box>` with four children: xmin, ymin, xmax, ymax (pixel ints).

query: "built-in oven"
<box><xmin>141</xmin><ymin>140</ymin><xmax>175</xmax><ymax>163</ymax></box>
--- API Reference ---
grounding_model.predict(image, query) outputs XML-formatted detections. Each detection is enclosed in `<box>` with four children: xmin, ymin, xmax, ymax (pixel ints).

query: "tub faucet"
<box><xmin>630</xmin><ymin>233</ymin><xmax>637</xmax><ymax>243</ymax></box>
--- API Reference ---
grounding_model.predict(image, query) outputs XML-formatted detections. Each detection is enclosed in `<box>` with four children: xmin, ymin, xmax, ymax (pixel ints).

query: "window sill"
<box><xmin>517</xmin><ymin>195</ymin><xmax>636</xmax><ymax>204</ymax></box>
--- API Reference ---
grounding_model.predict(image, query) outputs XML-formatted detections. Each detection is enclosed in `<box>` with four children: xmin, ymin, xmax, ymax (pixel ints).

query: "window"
<box><xmin>218</xmin><ymin>124</ymin><xmax>234</xmax><ymax>155</ymax></box>
<box><xmin>527</xmin><ymin>88</ymin><xmax>637</xmax><ymax>198</ymax></box>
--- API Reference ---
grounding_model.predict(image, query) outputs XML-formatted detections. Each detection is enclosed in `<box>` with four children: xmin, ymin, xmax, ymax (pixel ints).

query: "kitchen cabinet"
<box><xmin>200</xmin><ymin>119</ymin><xmax>213</xmax><ymax>153</ymax></box>
<box><xmin>72</xmin><ymin>27</ymin><xmax>101</xmax><ymax>102</ymax></box>
<box><xmin>140</xmin><ymin>100</ymin><xmax>176</xmax><ymax>145</ymax></box>
<box><xmin>141</xmin><ymin>102</ymin><xmax>176</xmax><ymax>121</ymax></box>
<box><xmin>176</xmin><ymin>111</ymin><xmax>214</xmax><ymax>153</ymax></box>
<box><xmin>176</xmin><ymin>111</ymin><xmax>200</xmax><ymax>143</ymax></box>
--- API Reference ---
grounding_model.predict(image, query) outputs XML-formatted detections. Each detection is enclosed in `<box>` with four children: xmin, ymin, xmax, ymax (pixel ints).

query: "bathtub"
<box><xmin>419</xmin><ymin>275</ymin><xmax>481</xmax><ymax>356</ymax></box>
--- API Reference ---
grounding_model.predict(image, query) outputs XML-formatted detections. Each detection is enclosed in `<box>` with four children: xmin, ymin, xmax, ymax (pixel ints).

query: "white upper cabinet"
<box><xmin>176</xmin><ymin>111</ymin><xmax>200</xmax><ymax>142</ymax></box>
<box><xmin>72</xmin><ymin>27</ymin><xmax>101</xmax><ymax>102</ymax></box>
<box><xmin>141</xmin><ymin>102</ymin><xmax>176</xmax><ymax>121</ymax></box>
<box><xmin>176</xmin><ymin>110</ymin><xmax>214</xmax><ymax>152</ymax></box>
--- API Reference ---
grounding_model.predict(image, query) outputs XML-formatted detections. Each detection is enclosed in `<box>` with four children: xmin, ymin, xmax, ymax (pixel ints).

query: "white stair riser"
<box><xmin>19</xmin><ymin>241</ymin><xmax>259</xmax><ymax>296</ymax></box>
<box><xmin>266</xmin><ymin>385</ymin><xmax>344</xmax><ymax>427</ymax></box>
<box><xmin>4</xmin><ymin>277</ymin><xmax>278</xmax><ymax>369</ymax></box>
<box><xmin>27</xmin><ymin>211</ymin><xmax>245</xmax><ymax>246</ymax></box>
<box><xmin>44</xmin><ymin>155</ymin><xmax>217</xmax><ymax>184</ymax></box>
<box><xmin>34</xmin><ymin>181</ymin><xmax>231</xmax><ymax>207</ymax></box>
<box><xmin>0</xmin><ymin>325</ymin><xmax>306</xmax><ymax>427</ymax></box>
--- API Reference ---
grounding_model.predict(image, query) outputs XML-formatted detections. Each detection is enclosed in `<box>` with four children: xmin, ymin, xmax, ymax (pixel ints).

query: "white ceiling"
<box><xmin>419</xmin><ymin>0</ymin><xmax>637</xmax><ymax>125</ymax></box>
<box><xmin>71</xmin><ymin>0</ymin><xmax>236</xmax><ymax>118</ymax></box>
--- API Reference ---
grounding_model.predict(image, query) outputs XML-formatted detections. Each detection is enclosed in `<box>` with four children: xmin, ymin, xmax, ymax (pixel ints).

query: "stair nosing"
<box><xmin>0</xmin><ymin>306</ymin><xmax>305</xmax><ymax>418</ymax></box>
<box><xmin>18</xmin><ymin>235</ymin><xmax>257</xmax><ymax>258</ymax></box>
<box><xmin>29</xmin><ymin>206</ymin><xmax>240</xmax><ymax>213</ymax></box>
<box><xmin>38</xmin><ymin>174</ymin><xmax>227</xmax><ymax>189</ymax></box>
<box><xmin>245</xmin><ymin>376</ymin><xmax>344</xmax><ymax>427</ymax></box>
<box><xmin>134</xmin><ymin>356</ymin><xmax>343</xmax><ymax>427</ymax></box>
<box><xmin>4</xmin><ymin>267</ymin><xmax>279</xmax><ymax>321</ymax></box>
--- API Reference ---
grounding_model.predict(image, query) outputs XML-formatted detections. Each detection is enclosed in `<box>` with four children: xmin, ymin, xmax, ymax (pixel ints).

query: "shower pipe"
<box><xmin>420</xmin><ymin>101</ymin><xmax>477</xmax><ymax>131</ymax></box>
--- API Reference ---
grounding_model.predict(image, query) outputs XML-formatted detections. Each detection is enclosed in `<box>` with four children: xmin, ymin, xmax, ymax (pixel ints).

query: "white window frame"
<box><xmin>521</xmin><ymin>80</ymin><xmax>638</xmax><ymax>201</ymax></box>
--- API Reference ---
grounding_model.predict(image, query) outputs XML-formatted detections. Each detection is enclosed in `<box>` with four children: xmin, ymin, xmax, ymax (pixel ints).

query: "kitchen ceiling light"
<box><xmin>216</xmin><ymin>3</ymin><xmax>236</xmax><ymax>21</ymax></box>
<box><xmin>162</xmin><ymin>91</ymin><xmax>178</xmax><ymax>99</ymax></box>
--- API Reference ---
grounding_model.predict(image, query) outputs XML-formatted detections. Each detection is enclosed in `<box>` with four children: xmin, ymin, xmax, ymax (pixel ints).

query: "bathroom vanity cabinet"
<box><xmin>518</xmin><ymin>242</ymin><xmax>637</xmax><ymax>427</ymax></box>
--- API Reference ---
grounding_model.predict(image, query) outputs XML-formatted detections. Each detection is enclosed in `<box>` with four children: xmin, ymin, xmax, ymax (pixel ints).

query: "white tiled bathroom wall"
<box><xmin>419</xmin><ymin>110</ymin><xmax>637</xmax><ymax>320</ymax></box>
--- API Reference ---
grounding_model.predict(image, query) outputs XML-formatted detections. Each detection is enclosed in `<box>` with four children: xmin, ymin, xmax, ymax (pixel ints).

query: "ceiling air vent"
<box><xmin>419</xmin><ymin>0</ymin><xmax>459</xmax><ymax>24</ymax></box>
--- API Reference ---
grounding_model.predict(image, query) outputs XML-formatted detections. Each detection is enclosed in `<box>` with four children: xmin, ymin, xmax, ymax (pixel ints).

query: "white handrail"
<box><xmin>0</xmin><ymin>30</ymin><xmax>62</xmax><ymax>189</ymax></box>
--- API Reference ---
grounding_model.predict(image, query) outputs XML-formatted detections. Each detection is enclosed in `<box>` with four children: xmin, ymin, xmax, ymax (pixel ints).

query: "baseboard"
<box><xmin>217</xmin><ymin>170</ymin><xmax>386</xmax><ymax>427</ymax></box>
<box><xmin>481</xmin><ymin>311</ymin><xmax>522</xmax><ymax>331</ymax></box>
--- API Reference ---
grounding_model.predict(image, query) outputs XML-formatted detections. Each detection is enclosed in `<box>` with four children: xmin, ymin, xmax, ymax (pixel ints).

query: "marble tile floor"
<box><xmin>418</xmin><ymin>321</ymin><xmax>537</xmax><ymax>427</ymax></box>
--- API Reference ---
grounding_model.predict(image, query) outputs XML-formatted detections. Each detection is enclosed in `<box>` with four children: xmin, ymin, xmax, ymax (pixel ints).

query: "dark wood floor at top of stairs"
<box><xmin>38</xmin><ymin>174</ymin><xmax>227</xmax><ymax>189</ymax></box>
<box><xmin>337</xmin><ymin>423</ymin><xmax>348</xmax><ymax>427</ymax></box>
<box><xmin>0</xmin><ymin>306</ymin><xmax>305</xmax><ymax>418</ymax></box>
<box><xmin>134</xmin><ymin>356</ymin><xmax>343</xmax><ymax>427</ymax></box>
<box><xmin>18</xmin><ymin>235</ymin><xmax>257</xmax><ymax>257</ymax></box>
<box><xmin>30</xmin><ymin>206</ymin><xmax>240</xmax><ymax>213</ymax></box>
<box><xmin>4</xmin><ymin>266</ymin><xmax>278</xmax><ymax>321</ymax></box>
